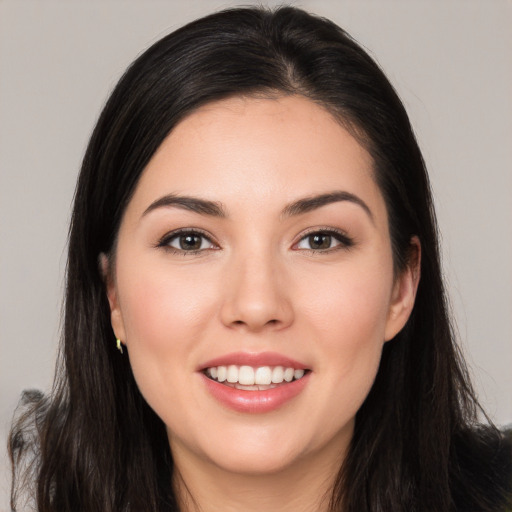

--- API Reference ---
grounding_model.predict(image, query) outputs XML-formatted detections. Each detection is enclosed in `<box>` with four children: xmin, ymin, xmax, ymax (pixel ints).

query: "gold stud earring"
<box><xmin>116</xmin><ymin>338</ymin><xmax>124</xmax><ymax>354</ymax></box>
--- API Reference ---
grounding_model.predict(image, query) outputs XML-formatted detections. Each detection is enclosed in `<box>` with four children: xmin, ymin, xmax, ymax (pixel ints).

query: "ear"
<box><xmin>384</xmin><ymin>237</ymin><xmax>421</xmax><ymax>341</ymax></box>
<box><xmin>99</xmin><ymin>253</ymin><xmax>127</xmax><ymax>343</ymax></box>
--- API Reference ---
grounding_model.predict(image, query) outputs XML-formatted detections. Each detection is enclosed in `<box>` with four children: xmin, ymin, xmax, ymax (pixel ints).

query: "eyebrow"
<box><xmin>143</xmin><ymin>194</ymin><xmax>227</xmax><ymax>218</ymax></box>
<box><xmin>142</xmin><ymin>190</ymin><xmax>373</xmax><ymax>222</ymax></box>
<box><xmin>282</xmin><ymin>191</ymin><xmax>374</xmax><ymax>223</ymax></box>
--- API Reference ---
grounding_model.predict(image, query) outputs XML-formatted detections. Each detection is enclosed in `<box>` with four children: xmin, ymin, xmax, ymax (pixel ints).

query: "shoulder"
<box><xmin>451</xmin><ymin>425</ymin><xmax>512</xmax><ymax>512</ymax></box>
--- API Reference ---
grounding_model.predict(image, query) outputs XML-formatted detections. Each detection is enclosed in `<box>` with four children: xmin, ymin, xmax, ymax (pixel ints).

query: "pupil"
<box><xmin>180</xmin><ymin>234</ymin><xmax>201</xmax><ymax>250</ymax></box>
<box><xmin>310</xmin><ymin>234</ymin><xmax>331</xmax><ymax>249</ymax></box>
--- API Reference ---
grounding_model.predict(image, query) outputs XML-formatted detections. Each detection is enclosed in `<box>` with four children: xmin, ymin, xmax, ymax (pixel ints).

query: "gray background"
<box><xmin>1</xmin><ymin>1</ymin><xmax>511</xmax><ymax>509</ymax></box>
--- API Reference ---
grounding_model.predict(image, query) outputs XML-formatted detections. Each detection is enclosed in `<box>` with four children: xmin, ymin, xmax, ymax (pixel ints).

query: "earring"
<box><xmin>116</xmin><ymin>338</ymin><xmax>124</xmax><ymax>354</ymax></box>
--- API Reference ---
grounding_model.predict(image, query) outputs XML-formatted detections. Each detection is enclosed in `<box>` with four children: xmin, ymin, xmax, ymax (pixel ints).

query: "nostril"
<box><xmin>230</xmin><ymin>318</ymin><xmax>280</xmax><ymax>329</ymax></box>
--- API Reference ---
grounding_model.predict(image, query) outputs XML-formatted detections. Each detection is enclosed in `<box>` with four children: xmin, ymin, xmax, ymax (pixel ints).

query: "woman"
<box><xmin>9</xmin><ymin>6</ymin><xmax>511</xmax><ymax>512</ymax></box>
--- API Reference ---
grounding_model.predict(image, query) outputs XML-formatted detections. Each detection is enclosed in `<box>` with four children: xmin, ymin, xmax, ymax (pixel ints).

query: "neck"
<box><xmin>171</xmin><ymin>438</ymin><xmax>348</xmax><ymax>512</ymax></box>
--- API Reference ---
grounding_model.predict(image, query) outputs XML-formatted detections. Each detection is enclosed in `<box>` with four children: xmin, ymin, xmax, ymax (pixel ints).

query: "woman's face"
<box><xmin>106</xmin><ymin>95</ymin><xmax>418</xmax><ymax>476</ymax></box>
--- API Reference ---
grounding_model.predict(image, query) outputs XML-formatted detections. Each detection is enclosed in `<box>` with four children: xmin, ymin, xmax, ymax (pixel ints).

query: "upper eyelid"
<box><xmin>158</xmin><ymin>228</ymin><xmax>217</xmax><ymax>246</ymax></box>
<box><xmin>156</xmin><ymin>226</ymin><xmax>353</xmax><ymax>248</ymax></box>
<box><xmin>295</xmin><ymin>226</ymin><xmax>351</xmax><ymax>241</ymax></box>
<box><xmin>293</xmin><ymin>227</ymin><xmax>354</xmax><ymax>249</ymax></box>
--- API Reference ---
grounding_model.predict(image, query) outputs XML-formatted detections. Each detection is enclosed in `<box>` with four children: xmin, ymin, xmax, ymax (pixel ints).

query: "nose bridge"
<box><xmin>220</xmin><ymin>240</ymin><xmax>293</xmax><ymax>331</ymax></box>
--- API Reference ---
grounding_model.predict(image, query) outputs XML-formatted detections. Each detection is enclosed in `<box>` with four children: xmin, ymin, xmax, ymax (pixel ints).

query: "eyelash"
<box><xmin>293</xmin><ymin>228</ymin><xmax>354</xmax><ymax>253</ymax></box>
<box><xmin>157</xmin><ymin>229</ymin><xmax>218</xmax><ymax>255</ymax></box>
<box><xmin>157</xmin><ymin>227</ymin><xmax>354</xmax><ymax>255</ymax></box>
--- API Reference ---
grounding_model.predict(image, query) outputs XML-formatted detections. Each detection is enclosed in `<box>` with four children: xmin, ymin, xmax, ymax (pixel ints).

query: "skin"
<box><xmin>104</xmin><ymin>95</ymin><xmax>420</xmax><ymax>512</ymax></box>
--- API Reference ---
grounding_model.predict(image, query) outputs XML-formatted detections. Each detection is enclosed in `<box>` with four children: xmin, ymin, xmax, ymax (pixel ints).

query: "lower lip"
<box><xmin>201</xmin><ymin>373</ymin><xmax>310</xmax><ymax>413</ymax></box>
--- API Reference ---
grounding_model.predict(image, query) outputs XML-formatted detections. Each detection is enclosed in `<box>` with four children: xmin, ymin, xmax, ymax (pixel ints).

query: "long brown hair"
<box><xmin>10</xmin><ymin>6</ymin><xmax>511</xmax><ymax>511</ymax></box>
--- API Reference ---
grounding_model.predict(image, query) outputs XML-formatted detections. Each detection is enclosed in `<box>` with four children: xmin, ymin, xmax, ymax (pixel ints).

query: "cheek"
<box><xmin>302</xmin><ymin>257</ymin><xmax>393</xmax><ymax>344</ymax></box>
<box><xmin>115</xmin><ymin>261</ymin><xmax>224</xmax><ymax>424</ymax></box>
<box><xmin>115</xmin><ymin>262</ymin><xmax>221</xmax><ymax>403</ymax></box>
<box><xmin>118</xmin><ymin>262</ymin><xmax>216</xmax><ymax>350</ymax></box>
<box><xmin>299</xmin><ymin>257</ymin><xmax>393</xmax><ymax>399</ymax></box>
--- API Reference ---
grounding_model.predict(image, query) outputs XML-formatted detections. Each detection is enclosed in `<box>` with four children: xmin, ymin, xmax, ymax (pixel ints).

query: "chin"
<box><xmin>169</xmin><ymin>421</ymin><xmax>311</xmax><ymax>477</ymax></box>
<box><xmin>209</xmin><ymin>446</ymin><xmax>303</xmax><ymax>476</ymax></box>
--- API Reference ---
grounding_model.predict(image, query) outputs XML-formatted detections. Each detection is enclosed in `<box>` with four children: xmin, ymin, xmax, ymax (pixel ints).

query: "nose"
<box><xmin>219</xmin><ymin>251</ymin><xmax>294</xmax><ymax>333</ymax></box>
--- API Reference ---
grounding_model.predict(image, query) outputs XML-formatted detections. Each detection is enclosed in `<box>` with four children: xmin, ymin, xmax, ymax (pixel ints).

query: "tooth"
<box><xmin>271</xmin><ymin>366</ymin><xmax>284</xmax><ymax>384</ymax></box>
<box><xmin>254</xmin><ymin>366</ymin><xmax>272</xmax><ymax>385</ymax></box>
<box><xmin>238</xmin><ymin>366</ymin><xmax>255</xmax><ymax>385</ymax></box>
<box><xmin>258</xmin><ymin>384</ymin><xmax>277</xmax><ymax>390</ymax></box>
<box><xmin>235</xmin><ymin>383</ymin><xmax>259</xmax><ymax>390</ymax></box>
<box><xmin>210</xmin><ymin>364</ymin><xmax>304</xmax><ymax>386</ymax></box>
<box><xmin>284</xmin><ymin>367</ymin><xmax>294</xmax><ymax>382</ymax></box>
<box><xmin>294</xmin><ymin>369</ymin><xmax>305</xmax><ymax>380</ymax></box>
<box><xmin>226</xmin><ymin>365</ymin><xmax>239</xmax><ymax>383</ymax></box>
<box><xmin>217</xmin><ymin>366</ymin><xmax>227</xmax><ymax>382</ymax></box>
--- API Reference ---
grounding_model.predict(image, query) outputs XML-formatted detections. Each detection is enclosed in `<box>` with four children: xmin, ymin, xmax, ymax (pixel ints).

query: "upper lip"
<box><xmin>199</xmin><ymin>351</ymin><xmax>309</xmax><ymax>371</ymax></box>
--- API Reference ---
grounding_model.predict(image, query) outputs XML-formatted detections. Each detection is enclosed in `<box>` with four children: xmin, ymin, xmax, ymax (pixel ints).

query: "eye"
<box><xmin>294</xmin><ymin>229</ymin><xmax>353</xmax><ymax>252</ymax></box>
<box><xmin>159</xmin><ymin>230</ymin><xmax>217</xmax><ymax>253</ymax></box>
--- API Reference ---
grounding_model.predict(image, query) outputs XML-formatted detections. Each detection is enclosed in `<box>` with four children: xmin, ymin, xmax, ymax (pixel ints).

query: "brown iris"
<box><xmin>179</xmin><ymin>234</ymin><xmax>203</xmax><ymax>250</ymax></box>
<box><xmin>308</xmin><ymin>233</ymin><xmax>332</xmax><ymax>250</ymax></box>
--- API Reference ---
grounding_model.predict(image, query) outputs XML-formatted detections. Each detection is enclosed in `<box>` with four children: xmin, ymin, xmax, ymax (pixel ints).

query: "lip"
<box><xmin>201</xmin><ymin>371</ymin><xmax>310</xmax><ymax>413</ymax></box>
<box><xmin>199</xmin><ymin>351</ymin><xmax>309</xmax><ymax>371</ymax></box>
<box><xmin>198</xmin><ymin>352</ymin><xmax>311</xmax><ymax>413</ymax></box>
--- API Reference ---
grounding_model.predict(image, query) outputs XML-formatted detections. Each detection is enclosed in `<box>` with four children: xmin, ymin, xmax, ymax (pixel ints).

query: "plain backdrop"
<box><xmin>1</xmin><ymin>0</ymin><xmax>511</xmax><ymax>509</ymax></box>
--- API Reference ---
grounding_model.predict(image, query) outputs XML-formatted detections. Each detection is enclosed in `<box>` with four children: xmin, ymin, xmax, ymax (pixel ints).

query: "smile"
<box><xmin>205</xmin><ymin>365</ymin><xmax>307</xmax><ymax>390</ymax></box>
<box><xmin>200</xmin><ymin>354</ymin><xmax>311</xmax><ymax>413</ymax></box>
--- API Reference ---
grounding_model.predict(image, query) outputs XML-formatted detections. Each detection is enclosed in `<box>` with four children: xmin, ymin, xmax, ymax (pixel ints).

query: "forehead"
<box><xmin>127</xmin><ymin>95</ymin><xmax>385</xmax><ymax>220</ymax></box>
